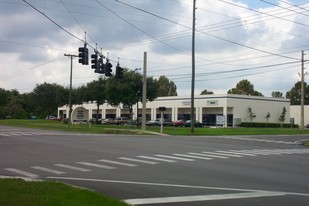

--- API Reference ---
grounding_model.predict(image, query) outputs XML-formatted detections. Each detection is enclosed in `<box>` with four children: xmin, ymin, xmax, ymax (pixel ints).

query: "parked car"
<box><xmin>46</xmin><ymin>116</ymin><xmax>61</xmax><ymax>121</ymax></box>
<box><xmin>101</xmin><ymin>118</ymin><xmax>114</xmax><ymax>125</ymax></box>
<box><xmin>146</xmin><ymin>119</ymin><xmax>160</xmax><ymax>126</ymax></box>
<box><xmin>88</xmin><ymin>118</ymin><xmax>102</xmax><ymax>124</ymax></box>
<box><xmin>112</xmin><ymin>117</ymin><xmax>129</xmax><ymax>125</ymax></box>
<box><xmin>183</xmin><ymin>120</ymin><xmax>205</xmax><ymax>127</ymax></box>
<box><xmin>173</xmin><ymin>119</ymin><xmax>185</xmax><ymax>127</ymax></box>
<box><xmin>159</xmin><ymin>119</ymin><xmax>174</xmax><ymax>126</ymax></box>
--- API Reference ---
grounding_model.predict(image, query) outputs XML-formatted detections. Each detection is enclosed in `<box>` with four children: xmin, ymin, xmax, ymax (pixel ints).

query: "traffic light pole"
<box><xmin>141</xmin><ymin>52</ymin><xmax>147</xmax><ymax>131</ymax></box>
<box><xmin>190</xmin><ymin>0</ymin><xmax>196</xmax><ymax>134</ymax></box>
<box><xmin>64</xmin><ymin>54</ymin><xmax>78</xmax><ymax>125</ymax></box>
<box><xmin>300</xmin><ymin>51</ymin><xmax>305</xmax><ymax>130</ymax></box>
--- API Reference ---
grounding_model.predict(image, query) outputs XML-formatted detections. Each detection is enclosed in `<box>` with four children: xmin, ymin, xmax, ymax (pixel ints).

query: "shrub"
<box><xmin>240</xmin><ymin>122</ymin><xmax>298</xmax><ymax>128</ymax></box>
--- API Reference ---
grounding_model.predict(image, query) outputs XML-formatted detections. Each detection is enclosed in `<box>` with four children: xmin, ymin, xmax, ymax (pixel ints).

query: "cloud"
<box><xmin>0</xmin><ymin>0</ymin><xmax>307</xmax><ymax>97</ymax></box>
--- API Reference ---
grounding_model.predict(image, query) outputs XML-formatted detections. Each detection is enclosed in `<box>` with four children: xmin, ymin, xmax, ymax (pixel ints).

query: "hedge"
<box><xmin>240</xmin><ymin>122</ymin><xmax>298</xmax><ymax>128</ymax></box>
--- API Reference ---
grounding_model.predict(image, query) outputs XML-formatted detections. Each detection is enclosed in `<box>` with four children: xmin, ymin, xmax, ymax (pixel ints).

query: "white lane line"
<box><xmin>118</xmin><ymin>157</ymin><xmax>158</xmax><ymax>165</ymax></box>
<box><xmin>173</xmin><ymin>154</ymin><xmax>212</xmax><ymax>160</ymax></box>
<box><xmin>124</xmin><ymin>191</ymin><xmax>287</xmax><ymax>205</ymax></box>
<box><xmin>98</xmin><ymin>159</ymin><xmax>138</xmax><ymax>167</ymax></box>
<box><xmin>202</xmin><ymin>151</ymin><xmax>242</xmax><ymax>157</ymax></box>
<box><xmin>5</xmin><ymin>168</ymin><xmax>39</xmax><ymax>178</ymax></box>
<box><xmin>46</xmin><ymin>176</ymin><xmax>309</xmax><ymax>197</ymax></box>
<box><xmin>76</xmin><ymin>162</ymin><xmax>116</xmax><ymax>170</ymax></box>
<box><xmin>138</xmin><ymin>156</ymin><xmax>177</xmax><ymax>163</ymax></box>
<box><xmin>31</xmin><ymin>166</ymin><xmax>66</xmax><ymax>175</ymax></box>
<box><xmin>188</xmin><ymin>152</ymin><xmax>229</xmax><ymax>159</ymax></box>
<box><xmin>54</xmin><ymin>164</ymin><xmax>91</xmax><ymax>172</ymax></box>
<box><xmin>154</xmin><ymin>155</ymin><xmax>195</xmax><ymax>161</ymax></box>
<box><xmin>0</xmin><ymin>133</ymin><xmax>10</xmax><ymax>136</ymax></box>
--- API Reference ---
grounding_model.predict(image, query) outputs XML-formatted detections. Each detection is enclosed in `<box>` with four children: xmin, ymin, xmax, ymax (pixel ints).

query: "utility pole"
<box><xmin>64</xmin><ymin>54</ymin><xmax>78</xmax><ymax>125</ymax></box>
<box><xmin>300</xmin><ymin>50</ymin><xmax>305</xmax><ymax>130</ymax></box>
<box><xmin>141</xmin><ymin>52</ymin><xmax>147</xmax><ymax>131</ymax></box>
<box><xmin>190</xmin><ymin>0</ymin><xmax>196</xmax><ymax>134</ymax></box>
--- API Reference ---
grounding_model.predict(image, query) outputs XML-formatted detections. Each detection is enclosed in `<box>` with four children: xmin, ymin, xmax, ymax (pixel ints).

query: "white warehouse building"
<box><xmin>58</xmin><ymin>94</ymin><xmax>291</xmax><ymax>127</ymax></box>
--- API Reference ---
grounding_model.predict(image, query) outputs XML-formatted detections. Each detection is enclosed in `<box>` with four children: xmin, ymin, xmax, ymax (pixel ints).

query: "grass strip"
<box><xmin>1</xmin><ymin>119</ymin><xmax>309</xmax><ymax>136</ymax></box>
<box><xmin>0</xmin><ymin>178</ymin><xmax>129</xmax><ymax>206</ymax></box>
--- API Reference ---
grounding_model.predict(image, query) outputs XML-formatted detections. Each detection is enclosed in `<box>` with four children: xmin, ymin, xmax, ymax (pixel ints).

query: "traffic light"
<box><xmin>91</xmin><ymin>53</ymin><xmax>98</xmax><ymax>70</ymax></box>
<box><xmin>116</xmin><ymin>64</ymin><xmax>124</xmax><ymax>79</ymax></box>
<box><xmin>95</xmin><ymin>59</ymin><xmax>105</xmax><ymax>74</ymax></box>
<box><xmin>105</xmin><ymin>61</ymin><xmax>113</xmax><ymax>77</ymax></box>
<box><xmin>78</xmin><ymin>45</ymin><xmax>89</xmax><ymax>65</ymax></box>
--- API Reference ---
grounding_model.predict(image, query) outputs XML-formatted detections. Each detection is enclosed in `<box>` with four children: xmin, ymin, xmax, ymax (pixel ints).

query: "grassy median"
<box><xmin>0</xmin><ymin>178</ymin><xmax>129</xmax><ymax>206</ymax></box>
<box><xmin>1</xmin><ymin>119</ymin><xmax>309</xmax><ymax>136</ymax></box>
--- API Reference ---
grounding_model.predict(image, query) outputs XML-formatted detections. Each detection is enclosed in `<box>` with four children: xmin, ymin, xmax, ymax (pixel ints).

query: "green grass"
<box><xmin>304</xmin><ymin>142</ymin><xmax>309</xmax><ymax>147</ymax></box>
<box><xmin>0</xmin><ymin>178</ymin><xmax>129</xmax><ymax>206</ymax></box>
<box><xmin>1</xmin><ymin>119</ymin><xmax>309</xmax><ymax>136</ymax></box>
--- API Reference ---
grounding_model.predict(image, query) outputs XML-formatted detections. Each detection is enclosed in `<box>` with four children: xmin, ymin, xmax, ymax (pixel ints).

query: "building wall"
<box><xmin>58</xmin><ymin>94</ymin><xmax>291</xmax><ymax>126</ymax></box>
<box><xmin>227</xmin><ymin>96</ymin><xmax>290</xmax><ymax>123</ymax></box>
<box><xmin>290</xmin><ymin>105</ymin><xmax>309</xmax><ymax>126</ymax></box>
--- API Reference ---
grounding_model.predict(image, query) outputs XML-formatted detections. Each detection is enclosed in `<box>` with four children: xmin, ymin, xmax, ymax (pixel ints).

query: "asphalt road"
<box><xmin>1</xmin><ymin>125</ymin><xmax>309</xmax><ymax>206</ymax></box>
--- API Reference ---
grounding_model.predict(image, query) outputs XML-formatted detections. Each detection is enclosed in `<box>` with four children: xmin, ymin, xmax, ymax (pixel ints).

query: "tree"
<box><xmin>157</xmin><ymin>76</ymin><xmax>177</xmax><ymax>96</ymax></box>
<box><xmin>106</xmin><ymin>69</ymin><xmax>159</xmax><ymax>119</ymax></box>
<box><xmin>200</xmin><ymin>89</ymin><xmax>214</xmax><ymax>95</ymax></box>
<box><xmin>31</xmin><ymin>82</ymin><xmax>67</xmax><ymax>117</ymax></box>
<box><xmin>286</xmin><ymin>81</ymin><xmax>309</xmax><ymax>105</ymax></box>
<box><xmin>228</xmin><ymin>79</ymin><xmax>263</xmax><ymax>96</ymax></box>
<box><xmin>0</xmin><ymin>88</ymin><xmax>11</xmax><ymax>118</ymax></box>
<box><xmin>83</xmin><ymin>77</ymin><xmax>107</xmax><ymax>123</ymax></box>
<box><xmin>265</xmin><ymin>112</ymin><xmax>271</xmax><ymax>123</ymax></box>
<box><xmin>279</xmin><ymin>107</ymin><xmax>287</xmax><ymax>126</ymax></box>
<box><xmin>248</xmin><ymin>106</ymin><xmax>256</xmax><ymax>122</ymax></box>
<box><xmin>271</xmin><ymin>91</ymin><xmax>283</xmax><ymax>98</ymax></box>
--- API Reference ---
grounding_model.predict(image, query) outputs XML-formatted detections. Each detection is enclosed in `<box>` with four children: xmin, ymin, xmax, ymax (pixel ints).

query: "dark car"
<box><xmin>183</xmin><ymin>120</ymin><xmax>205</xmax><ymax>127</ymax></box>
<box><xmin>160</xmin><ymin>119</ymin><xmax>174</xmax><ymax>126</ymax></box>
<box><xmin>173</xmin><ymin>119</ymin><xmax>185</xmax><ymax>127</ymax></box>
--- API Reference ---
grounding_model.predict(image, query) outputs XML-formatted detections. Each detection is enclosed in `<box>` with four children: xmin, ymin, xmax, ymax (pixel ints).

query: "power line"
<box><xmin>218</xmin><ymin>0</ymin><xmax>309</xmax><ymax>28</ymax></box>
<box><xmin>167</xmin><ymin>60</ymin><xmax>299</xmax><ymax>80</ymax></box>
<box><xmin>115</xmin><ymin>0</ymin><xmax>300</xmax><ymax>61</ymax></box>
<box><xmin>260</xmin><ymin>0</ymin><xmax>309</xmax><ymax>18</ymax></box>
<box><xmin>22</xmin><ymin>0</ymin><xmax>84</xmax><ymax>43</ymax></box>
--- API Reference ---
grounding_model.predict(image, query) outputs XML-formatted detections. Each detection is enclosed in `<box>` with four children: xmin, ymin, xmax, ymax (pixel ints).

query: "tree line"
<box><xmin>0</xmin><ymin>76</ymin><xmax>306</xmax><ymax>120</ymax></box>
<box><xmin>0</xmin><ymin>69</ymin><xmax>177</xmax><ymax>119</ymax></box>
<box><xmin>201</xmin><ymin>79</ymin><xmax>308</xmax><ymax>106</ymax></box>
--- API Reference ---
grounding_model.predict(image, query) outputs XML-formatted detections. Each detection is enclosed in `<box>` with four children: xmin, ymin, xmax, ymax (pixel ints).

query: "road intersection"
<box><xmin>1</xmin><ymin>126</ymin><xmax>309</xmax><ymax>205</ymax></box>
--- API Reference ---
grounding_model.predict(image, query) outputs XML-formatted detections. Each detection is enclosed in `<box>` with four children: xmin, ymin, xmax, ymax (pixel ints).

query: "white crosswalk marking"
<box><xmin>118</xmin><ymin>157</ymin><xmax>158</xmax><ymax>165</ymax></box>
<box><xmin>54</xmin><ymin>164</ymin><xmax>91</xmax><ymax>172</ymax></box>
<box><xmin>202</xmin><ymin>151</ymin><xmax>242</xmax><ymax>157</ymax></box>
<box><xmin>98</xmin><ymin>159</ymin><xmax>138</xmax><ymax>167</ymax></box>
<box><xmin>174</xmin><ymin>154</ymin><xmax>212</xmax><ymax>160</ymax></box>
<box><xmin>0</xmin><ymin>133</ymin><xmax>10</xmax><ymax>136</ymax></box>
<box><xmin>216</xmin><ymin>150</ymin><xmax>256</xmax><ymax>157</ymax></box>
<box><xmin>154</xmin><ymin>155</ymin><xmax>195</xmax><ymax>161</ymax></box>
<box><xmin>76</xmin><ymin>162</ymin><xmax>116</xmax><ymax>169</ymax></box>
<box><xmin>138</xmin><ymin>156</ymin><xmax>177</xmax><ymax>163</ymax></box>
<box><xmin>31</xmin><ymin>166</ymin><xmax>66</xmax><ymax>174</ymax></box>
<box><xmin>188</xmin><ymin>152</ymin><xmax>229</xmax><ymax>159</ymax></box>
<box><xmin>5</xmin><ymin>168</ymin><xmax>39</xmax><ymax>178</ymax></box>
<box><xmin>227</xmin><ymin>150</ymin><xmax>258</xmax><ymax>156</ymax></box>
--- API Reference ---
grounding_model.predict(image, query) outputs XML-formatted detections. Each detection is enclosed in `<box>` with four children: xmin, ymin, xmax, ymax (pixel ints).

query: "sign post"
<box><xmin>159</xmin><ymin>107</ymin><xmax>166</xmax><ymax>134</ymax></box>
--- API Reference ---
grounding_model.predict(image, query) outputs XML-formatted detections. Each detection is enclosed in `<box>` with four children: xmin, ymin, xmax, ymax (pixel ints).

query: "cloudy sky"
<box><xmin>1</xmin><ymin>0</ymin><xmax>309</xmax><ymax>97</ymax></box>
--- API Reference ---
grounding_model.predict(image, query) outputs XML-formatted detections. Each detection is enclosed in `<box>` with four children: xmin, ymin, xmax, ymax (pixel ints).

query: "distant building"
<box><xmin>58</xmin><ymin>94</ymin><xmax>291</xmax><ymax>127</ymax></box>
